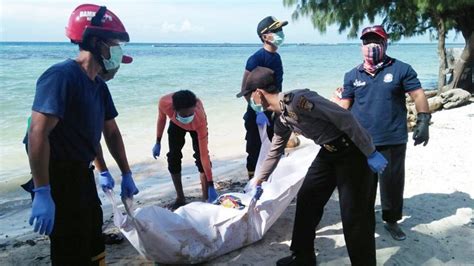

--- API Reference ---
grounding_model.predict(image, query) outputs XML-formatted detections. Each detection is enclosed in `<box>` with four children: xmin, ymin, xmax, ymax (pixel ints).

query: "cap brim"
<box><xmin>122</xmin><ymin>55</ymin><xmax>133</xmax><ymax>64</ymax></box>
<box><xmin>360</xmin><ymin>31</ymin><xmax>387</xmax><ymax>40</ymax></box>
<box><xmin>236</xmin><ymin>91</ymin><xmax>245</xmax><ymax>98</ymax></box>
<box><xmin>269</xmin><ymin>20</ymin><xmax>288</xmax><ymax>32</ymax></box>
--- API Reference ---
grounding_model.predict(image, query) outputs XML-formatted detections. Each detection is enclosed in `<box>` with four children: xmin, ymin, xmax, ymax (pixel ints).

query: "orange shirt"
<box><xmin>156</xmin><ymin>93</ymin><xmax>213</xmax><ymax>181</ymax></box>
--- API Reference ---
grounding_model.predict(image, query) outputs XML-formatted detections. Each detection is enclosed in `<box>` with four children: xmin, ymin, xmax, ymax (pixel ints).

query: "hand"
<box><xmin>29</xmin><ymin>185</ymin><xmax>55</xmax><ymax>235</ymax></box>
<box><xmin>207</xmin><ymin>181</ymin><xmax>219</xmax><ymax>203</ymax></box>
<box><xmin>99</xmin><ymin>170</ymin><xmax>115</xmax><ymax>192</ymax></box>
<box><xmin>256</xmin><ymin>112</ymin><xmax>270</xmax><ymax>126</ymax></box>
<box><xmin>152</xmin><ymin>143</ymin><xmax>161</xmax><ymax>159</ymax></box>
<box><xmin>253</xmin><ymin>185</ymin><xmax>263</xmax><ymax>201</ymax></box>
<box><xmin>121</xmin><ymin>172</ymin><xmax>139</xmax><ymax>198</ymax></box>
<box><xmin>413</xmin><ymin>112</ymin><xmax>431</xmax><ymax>146</ymax></box>
<box><xmin>367</xmin><ymin>151</ymin><xmax>388</xmax><ymax>174</ymax></box>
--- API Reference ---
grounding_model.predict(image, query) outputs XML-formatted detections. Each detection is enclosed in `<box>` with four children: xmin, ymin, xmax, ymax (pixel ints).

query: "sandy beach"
<box><xmin>1</xmin><ymin>101</ymin><xmax>473</xmax><ymax>265</ymax></box>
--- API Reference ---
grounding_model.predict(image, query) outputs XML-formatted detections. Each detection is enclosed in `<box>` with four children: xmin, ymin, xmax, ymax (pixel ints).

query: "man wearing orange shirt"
<box><xmin>153</xmin><ymin>90</ymin><xmax>218</xmax><ymax>209</ymax></box>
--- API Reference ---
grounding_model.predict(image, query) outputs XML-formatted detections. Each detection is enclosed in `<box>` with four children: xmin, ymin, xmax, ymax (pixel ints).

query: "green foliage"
<box><xmin>283</xmin><ymin>0</ymin><xmax>474</xmax><ymax>41</ymax></box>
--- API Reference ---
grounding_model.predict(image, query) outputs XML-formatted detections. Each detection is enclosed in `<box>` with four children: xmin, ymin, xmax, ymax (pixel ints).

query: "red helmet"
<box><xmin>66</xmin><ymin>4</ymin><xmax>132</xmax><ymax>63</ymax></box>
<box><xmin>66</xmin><ymin>4</ymin><xmax>129</xmax><ymax>44</ymax></box>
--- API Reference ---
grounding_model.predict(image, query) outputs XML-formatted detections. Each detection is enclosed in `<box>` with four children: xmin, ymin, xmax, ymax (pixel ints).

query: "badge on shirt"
<box><xmin>297</xmin><ymin>96</ymin><xmax>314</xmax><ymax>111</ymax></box>
<box><xmin>384</xmin><ymin>73</ymin><xmax>393</xmax><ymax>83</ymax></box>
<box><xmin>287</xmin><ymin>111</ymin><xmax>298</xmax><ymax>121</ymax></box>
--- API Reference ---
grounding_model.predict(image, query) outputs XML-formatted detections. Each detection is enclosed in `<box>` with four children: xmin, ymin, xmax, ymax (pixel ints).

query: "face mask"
<box><xmin>362</xmin><ymin>42</ymin><xmax>386</xmax><ymax>73</ymax></box>
<box><xmin>270</xmin><ymin>31</ymin><xmax>285</xmax><ymax>47</ymax></box>
<box><xmin>250</xmin><ymin>97</ymin><xmax>264</xmax><ymax>113</ymax></box>
<box><xmin>176</xmin><ymin>113</ymin><xmax>195</xmax><ymax>124</ymax></box>
<box><xmin>102</xmin><ymin>45</ymin><xmax>123</xmax><ymax>71</ymax></box>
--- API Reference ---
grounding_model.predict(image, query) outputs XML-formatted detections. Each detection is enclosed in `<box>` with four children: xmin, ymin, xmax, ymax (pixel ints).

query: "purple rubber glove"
<box><xmin>29</xmin><ymin>185</ymin><xmax>55</xmax><ymax>235</ymax></box>
<box><xmin>121</xmin><ymin>172</ymin><xmax>139</xmax><ymax>198</ymax></box>
<box><xmin>256</xmin><ymin>112</ymin><xmax>270</xmax><ymax>126</ymax></box>
<box><xmin>99</xmin><ymin>170</ymin><xmax>115</xmax><ymax>192</ymax></box>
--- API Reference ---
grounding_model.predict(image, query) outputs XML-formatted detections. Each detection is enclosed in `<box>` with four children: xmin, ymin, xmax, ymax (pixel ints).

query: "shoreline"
<box><xmin>1</xmin><ymin>101</ymin><xmax>473</xmax><ymax>265</ymax></box>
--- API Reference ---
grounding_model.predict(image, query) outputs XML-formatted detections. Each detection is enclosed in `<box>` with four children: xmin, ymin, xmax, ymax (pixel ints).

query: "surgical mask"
<box><xmin>176</xmin><ymin>113</ymin><xmax>195</xmax><ymax>124</ymax></box>
<box><xmin>271</xmin><ymin>31</ymin><xmax>285</xmax><ymax>47</ymax></box>
<box><xmin>250</xmin><ymin>97</ymin><xmax>264</xmax><ymax>113</ymax></box>
<box><xmin>102</xmin><ymin>45</ymin><xmax>123</xmax><ymax>71</ymax></box>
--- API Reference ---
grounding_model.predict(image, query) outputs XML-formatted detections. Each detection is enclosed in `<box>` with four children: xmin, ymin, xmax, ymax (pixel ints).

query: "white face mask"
<box><xmin>102</xmin><ymin>45</ymin><xmax>123</xmax><ymax>71</ymax></box>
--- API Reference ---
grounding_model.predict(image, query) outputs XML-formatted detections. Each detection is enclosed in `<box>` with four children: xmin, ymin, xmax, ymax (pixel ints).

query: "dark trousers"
<box><xmin>49</xmin><ymin>161</ymin><xmax>105</xmax><ymax>266</ymax></box>
<box><xmin>290</xmin><ymin>143</ymin><xmax>377</xmax><ymax>266</ymax></box>
<box><xmin>243</xmin><ymin>105</ymin><xmax>274</xmax><ymax>173</ymax></box>
<box><xmin>167</xmin><ymin>121</ymin><xmax>204</xmax><ymax>174</ymax></box>
<box><xmin>376</xmin><ymin>143</ymin><xmax>407</xmax><ymax>223</ymax></box>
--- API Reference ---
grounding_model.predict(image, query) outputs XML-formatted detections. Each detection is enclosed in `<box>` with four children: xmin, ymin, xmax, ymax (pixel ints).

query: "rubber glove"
<box><xmin>207</xmin><ymin>181</ymin><xmax>219</xmax><ymax>203</ymax></box>
<box><xmin>253</xmin><ymin>185</ymin><xmax>263</xmax><ymax>201</ymax></box>
<box><xmin>152</xmin><ymin>143</ymin><xmax>161</xmax><ymax>159</ymax></box>
<box><xmin>256</xmin><ymin>112</ymin><xmax>270</xmax><ymax>126</ymax></box>
<box><xmin>29</xmin><ymin>185</ymin><xmax>55</xmax><ymax>235</ymax></box>
<box><xmin>99</xmin><ymin>170</ymin><xmax>115</xmax><ymax>192</ymax></box>
<box><xmin>121</xmin><ymin>172</ymin><xmax>139</xmax><ymax>198</ymax></box>
<box><xmin>413</xmin><ymin>112</ymin><xmax>431</xmax><ymax>146</ymax></box>
<box><xmin>367</xmin><ymin>151</ymin><xmax>388</xmax><ymax>174</ymax></box>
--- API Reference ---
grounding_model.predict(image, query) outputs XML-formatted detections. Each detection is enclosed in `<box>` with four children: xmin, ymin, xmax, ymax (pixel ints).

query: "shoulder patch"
<box><xmin>297</xmin><ymin>96</ymin><xmax>314</xmax><ymax>111</ymax></box>
<box><xmin>283</xmin><ymin>93</ymin><xmax>294</xmax><ymax>104</ymax></box>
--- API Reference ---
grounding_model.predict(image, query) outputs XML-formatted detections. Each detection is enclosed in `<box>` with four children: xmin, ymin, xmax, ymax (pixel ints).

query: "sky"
<box><xmin>0</xmin><ymin>0</ymin><xmax>465</xmax><ymax>43</ymax></box>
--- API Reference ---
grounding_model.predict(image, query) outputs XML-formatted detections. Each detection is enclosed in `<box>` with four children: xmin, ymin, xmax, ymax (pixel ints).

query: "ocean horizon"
<box><xmin>0</xmin><ymin>41</ymin><xmax>464</xmax><ymax>195</ymax></box>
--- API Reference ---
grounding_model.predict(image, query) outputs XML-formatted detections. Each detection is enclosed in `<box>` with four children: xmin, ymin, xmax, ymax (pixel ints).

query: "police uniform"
<box><xmin>259</xmin><ymin>89</ymin><xmax>377</xmax><ymax>265</ymax></box>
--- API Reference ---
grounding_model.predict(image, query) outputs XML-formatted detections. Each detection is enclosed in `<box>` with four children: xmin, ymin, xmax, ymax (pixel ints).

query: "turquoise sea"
<box><xmin>0</xmin><ymin>42</ymin><xmax>463</xmax><ymax>200</ymax></box>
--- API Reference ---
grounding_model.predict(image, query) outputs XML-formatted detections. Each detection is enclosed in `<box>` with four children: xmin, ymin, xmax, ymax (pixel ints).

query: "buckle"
<box><xmin>323</xmin><ymin>144</ymin><xmax>338</xmax><ymax>152</ymax></box>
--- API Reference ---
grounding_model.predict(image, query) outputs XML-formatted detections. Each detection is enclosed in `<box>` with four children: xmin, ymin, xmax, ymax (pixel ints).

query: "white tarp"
<box><xmin>107</xmin><ymin>126</ymin><xmax>318</xmax><ymax>264</ymax></box>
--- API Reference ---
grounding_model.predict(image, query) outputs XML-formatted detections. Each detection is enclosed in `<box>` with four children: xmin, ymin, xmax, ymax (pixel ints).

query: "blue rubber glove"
<box><xmin>99</xmin><ymin>170</ymin><xmax>115</xmax><ymax>192</ymax></box>
<box><xmin>254</xmin><ymin>185</ymin><xmax>263</xmax><ymax>201</ymax></box>
<box><xmin>121</xmin><ymin>172</ymin><xmax>139</xmax><ymax>198</ymax></box>
<box><xmin>152</xmin><ymin>143</ymin><xmax>161</xmax><ymax>159</ymax></box>
<box><xmin>256</xmin><ymin>112</ymin><xmax>270</xmax><ymax>126</ymax></box>
<box><xmin>367</xmin><ymin>151</ymin><xmax>388</xmax><ymax>174</ymax></box>
<box><xmin>207</xmin><ymin>181</ymin><xmax>219</xmax><ymax>203</ymax></box>
<box><xmin>29</xmin><ymin>185</ymin><xmax>55</xmax><ymax>235</ymax></box>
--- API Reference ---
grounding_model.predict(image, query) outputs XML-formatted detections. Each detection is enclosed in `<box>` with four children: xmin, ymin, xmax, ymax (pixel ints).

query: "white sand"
<box><xmin>1</xmin><ymin>103</ymin><xmax>473</xmax><ymax>265</ymax></box>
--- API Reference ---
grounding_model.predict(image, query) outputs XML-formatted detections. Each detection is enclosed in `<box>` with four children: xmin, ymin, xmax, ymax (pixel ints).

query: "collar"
<box><xmin>357</xmin><ymin>56</ymin><xmax>394</xmax><ymax>73</ymax></box>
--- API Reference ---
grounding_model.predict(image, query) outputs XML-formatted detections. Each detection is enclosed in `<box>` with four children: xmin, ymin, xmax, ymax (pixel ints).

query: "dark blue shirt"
<box><xmin>246</xmin><ymin>48</ymin><xmax>283</xmax><ymax>90</ymax></box>
<box><xmin>342</xmin><ymin>58</ymin><xmax>421</xmax><ymax>145</ymax></box>
<box><xmin>32</xmin><ymin>59</ymin><xmax>118</xmax><ymax>162</ymax></box>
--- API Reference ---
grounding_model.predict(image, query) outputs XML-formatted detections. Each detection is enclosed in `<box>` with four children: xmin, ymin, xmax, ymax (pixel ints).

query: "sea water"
<box><xmin>0</xmin><ymin>42</ymin><xmax>463</xmax><ymax>226</ymax></box>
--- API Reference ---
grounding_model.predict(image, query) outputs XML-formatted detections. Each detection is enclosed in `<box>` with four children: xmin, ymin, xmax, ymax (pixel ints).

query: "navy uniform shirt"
<box><xmin>32</xmin><ymin>59</ymin><xmax>118</xmax><ymax>162</ymax></box>
<box><xmin>258</xmin><ymin>89</ymin><xmax>375</xmax><ymax>181</ymax></box>
<box><xmin>245</xmin><ymin>48</ymin><xmax>283</xmax><ymax>90</ymax></box>
<box><xmin>342</xmin><ymin>58</ymin><xmax>421</xmax><ymax>145</ymax></box>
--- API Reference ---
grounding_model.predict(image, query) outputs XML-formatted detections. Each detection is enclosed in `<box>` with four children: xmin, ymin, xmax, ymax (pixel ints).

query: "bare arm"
<box><xmin>28</xmin><ymin>111</ymin><xmax>59</xmax><ymax>188</ymax></box>
<box><xmin>409</xmin><ymin>89</ymin><xmax>429</xmax><ymax>113</ymax></box>
<box><xmin>103</xmin><ymin>119</ymin><xmax>131</xmax><ymax>174</ymax></box>
<box><xmin>93</xmin><ymin>144</ymin><xmax>108</xmax><ymax>172</ymax></box>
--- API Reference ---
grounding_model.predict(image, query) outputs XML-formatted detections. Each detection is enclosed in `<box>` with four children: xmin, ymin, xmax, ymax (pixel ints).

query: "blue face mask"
<box><xmin>103</xmin><ymin>45</ymin><xmax>123</xmax><ymax>71</ymax></box>
<box><xmin>271</xmin><ymin>31</ymin><xmax>285</xmax><ymax>47</ymax></box>
<box><xmin>250</xmin><ymin>97</ymin><xmax>264</xmax><ymax>113</ymax></box>
<box><xmin>176</xmin><ymin>113</ymin><xmax>195</xmax><ymax>124</ymax></box>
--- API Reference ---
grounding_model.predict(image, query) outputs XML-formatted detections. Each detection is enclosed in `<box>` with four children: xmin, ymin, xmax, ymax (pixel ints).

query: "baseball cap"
<box><xmin>257</xmin><ymin>16</ymin><xmax>288</xmax><ymax>36</ymax></box>
<box><xmin>360</xmin><ymin>25</ymin><xmax>388</xmax><ymax>40</ymax></box>
<box><xmin>236</xmin><ymin>67</ymin><xmax>278</xmax><ymax>98</ymax></box>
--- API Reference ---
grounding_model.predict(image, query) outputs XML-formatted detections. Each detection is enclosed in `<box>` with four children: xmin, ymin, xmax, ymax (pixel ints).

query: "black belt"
<box><xmin>321</xmin><ymin>135</ymin><xmax>352</xmax><ymax>152</ymax></box>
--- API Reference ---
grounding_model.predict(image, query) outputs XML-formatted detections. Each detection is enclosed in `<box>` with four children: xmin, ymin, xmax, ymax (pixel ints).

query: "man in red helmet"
<box><xmin>334</xmin><ymin>25</ymin><xmax>430</xmax><ymax>241</ymax></box>
<box><xmin>27</xmin><ymin>4</ymin><xmax>138</xmax><ymax>265</ymax></box>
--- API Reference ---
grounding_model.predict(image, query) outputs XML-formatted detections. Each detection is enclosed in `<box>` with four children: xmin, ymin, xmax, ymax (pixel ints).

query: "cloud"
<box><xmin>160</xmin><ymin>19</ymin><xmax>204</xmax><ymax>34</ymax></box>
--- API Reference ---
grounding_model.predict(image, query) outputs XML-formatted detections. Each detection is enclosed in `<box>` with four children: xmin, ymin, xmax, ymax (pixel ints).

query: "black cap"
<box><xmin>257</xmin><ymin>16</ymin><xmax>288</xmax><ymax>36</ymax></box>
<box><xmin>236</xmin><ymin>67</ymin><xmax>278</xmax><ymax>98</ymax></box>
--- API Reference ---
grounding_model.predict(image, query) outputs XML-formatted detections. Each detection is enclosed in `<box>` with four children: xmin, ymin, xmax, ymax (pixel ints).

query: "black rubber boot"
<box><xmin>276</xmin><ymin>252</ymin><xmax>316</xmax><ymax>266</ymax></box>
